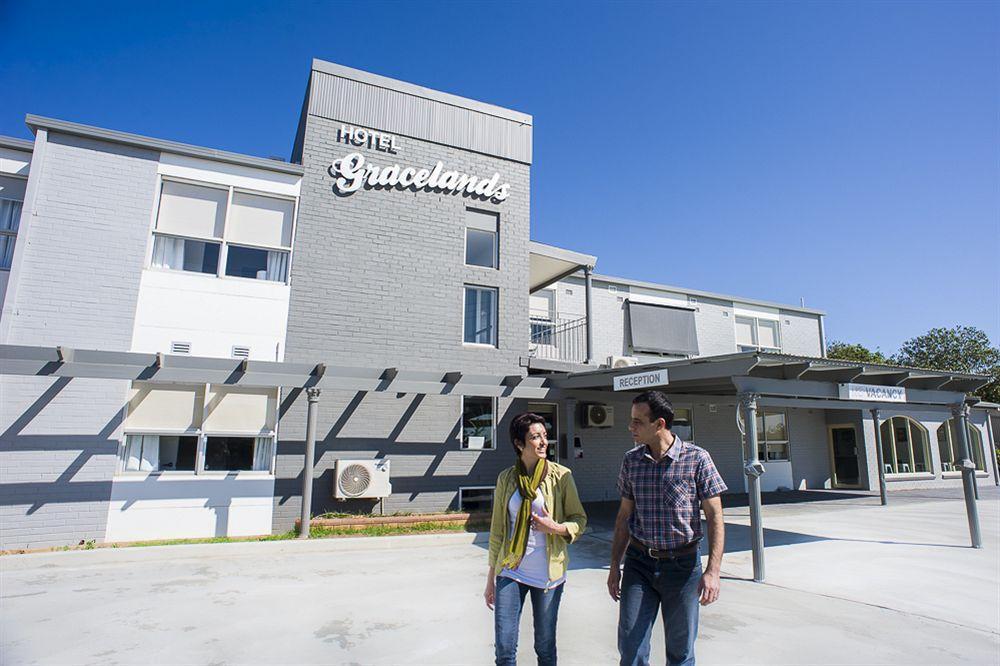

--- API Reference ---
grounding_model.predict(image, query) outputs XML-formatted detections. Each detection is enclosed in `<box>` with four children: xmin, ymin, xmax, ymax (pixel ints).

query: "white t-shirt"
<box><xmin>499</xmin><ymin>489</ymin><xmax>565</xmax><ymax>589</ymax></box>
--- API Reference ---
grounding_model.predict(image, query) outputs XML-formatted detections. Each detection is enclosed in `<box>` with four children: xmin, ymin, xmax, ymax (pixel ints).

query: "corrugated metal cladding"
<box><xmin>307</xmin><ymin>70</ymin><xmax>532</xmax><ymax>164</ymax></box>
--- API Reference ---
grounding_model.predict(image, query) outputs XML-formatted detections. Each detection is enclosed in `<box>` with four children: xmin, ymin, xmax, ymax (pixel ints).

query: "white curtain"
<box><xmin>124</xmin><ymin>434</ymin><xmax>159</xmax><ymax>471</ymax></box>
<box><xmin>152</xmin><ymin>235</ymin><xmax>185</xmax><ymax>270</ymax></box>
<box><xmin>0</xmin><ymin>199</ymin><xmax>22</xmax><ymax>232</ymax></box>
<box><xmin>253</xmin><ymin>436</ymin><xmax>273</xmax><ymax>472</ymax></box>
<box><xmin>265</xmin><ymin>250</ymin><xmax>288</xmax><ymax>282</ymax></box>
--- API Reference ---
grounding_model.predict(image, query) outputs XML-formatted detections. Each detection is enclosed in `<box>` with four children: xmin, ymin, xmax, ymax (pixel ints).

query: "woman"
<box><xmin>484</xmin><ymin>412</ymin><xmax>588</xmax><ymax>666</ymax></box>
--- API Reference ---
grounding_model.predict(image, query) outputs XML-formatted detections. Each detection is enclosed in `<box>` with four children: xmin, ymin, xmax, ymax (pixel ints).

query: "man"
<box><xmin>607</xmin><ymin>390</ymin><xmax>727</xmax><ymax>666</ymax></box>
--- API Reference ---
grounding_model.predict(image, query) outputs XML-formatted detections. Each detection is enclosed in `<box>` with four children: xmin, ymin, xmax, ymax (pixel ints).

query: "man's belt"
<box><xmin>629</xmin><ymin>536</ymin><xmax>698</xmax><ymax>559</ymax></box>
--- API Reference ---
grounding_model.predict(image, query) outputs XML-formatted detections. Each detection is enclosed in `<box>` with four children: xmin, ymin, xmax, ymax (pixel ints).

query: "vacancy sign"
<box><xmin>614</xmin><ymin>369</ymin><xmax>669</xmax><ymax>392</ymax></box>
<box><xmin>838</xmin><ymin>383</ymin><xmax>907</xmax><ymax>403</ymax></box>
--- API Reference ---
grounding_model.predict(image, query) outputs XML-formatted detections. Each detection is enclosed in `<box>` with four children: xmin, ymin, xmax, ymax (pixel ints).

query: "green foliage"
<box><xmin>826</xmin><ymin>341</ymin><xmax>890</xmax><ymax>364</ymax></box>
<box><xmin>893</xmin><ymin>326</ymin><xmax>1000</xmax><ymax>403</ymax></box>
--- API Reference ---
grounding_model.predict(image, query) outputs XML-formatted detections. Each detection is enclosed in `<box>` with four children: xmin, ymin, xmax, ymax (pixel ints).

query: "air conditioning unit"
<box><xmin>608</xmin><ymin>355</ymin><xmax>639</xmax><ymax>369</ymax></box>
<box><xmin>334</xmin><ymin>459</ymin><xmax>392</xmax><ymax>500</ymax></box>
<box><xmin>584</xmin><ymin>404</ymin><xmax>614</xmax><ymax>428</ymax></box>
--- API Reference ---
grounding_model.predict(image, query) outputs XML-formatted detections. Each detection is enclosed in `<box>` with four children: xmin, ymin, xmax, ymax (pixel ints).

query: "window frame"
<box><xmin>0</xmin><ymin>196</ymin><xmax>23</xmax><ymax>271</ymax></box>
<box><xmin>936</xmin><ymin>418</ymin><xmax>986</xmax><ymax>472</ymax></box>
<box><xmin>460</xmin><ymin>396</ymin><xmax>497</xmax><ymax>451</ymax></box>
<box><xmin>118</xmin><ymin>382</ymin><xmax>279</xmax><ymax>477</ymax></box>
<box><xmin>672</xmin><ymin>407</ymin><xmax>695</xmax><ymax>443</ymax></box>
<box><xmin>148</xmin><ymin>176</ymin><xmax>296</xmax><ymax>285</ymax></box>
<box><xmin>735</xmin><ymin>315</ymin><xmax>782</xmax><ymax>353</ymax></box>
<box><xmin>755</xmin><ymin>407</ymin><xmax>790</xmax><ymax>461</ymax></box>
<box><xmin>464</xmin><ymin>207</ymin><xmax>500</xmax><ymax>270</ymax></box>
<box><xmin>458</xmin><ymin>485</ymin><xmax>495</xmax><ymax>513</ymax></box>
<box><xmin>463</xmin><ymin>284</ymin><xmax>500</xmax><ymax>347</ymax></box>
<box><xmin>880</xmin><ymin>415</ymin><xmax>932</xmax><ymax>475</ymax></box>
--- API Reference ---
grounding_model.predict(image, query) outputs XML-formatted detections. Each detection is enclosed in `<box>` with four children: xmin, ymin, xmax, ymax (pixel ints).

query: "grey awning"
<box><xmin>626</xmin><ymin>301</ymin><xmax>699</xmax><ymax>356</ymax></box>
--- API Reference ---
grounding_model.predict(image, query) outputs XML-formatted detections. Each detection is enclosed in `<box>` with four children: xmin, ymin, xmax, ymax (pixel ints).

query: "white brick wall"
<box><xmin>0</xmin><ymin>132</ymin><xmax>158</xmax><ymax>549</ymax></box>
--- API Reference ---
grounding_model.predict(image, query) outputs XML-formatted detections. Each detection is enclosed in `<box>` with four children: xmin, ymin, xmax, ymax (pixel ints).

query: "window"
<box><xmin>756</xmin><ymin>408</ymin><xmax>789</xmax><ymax>461</ymax></box>
<box><xmin>465</xmin><ymin>208</ymin><xmax>498</xmax><ymax>268</ymax></box>
<box><xmin>462</xmin><ymin>397</ymin><xmax>496</xmax><ymax>449</ymax></box>
<box><xmin>673</xmin><ymin>408</ymin><xmax>694</xmax><ymax>442</ymax></box>
<box><xmin>735</xmin><ymin>316</ymin><xmax>781</xmax><ymax>353</ymax></box>
<box><xmin>936</xmin><ymin>419</ymin><xmax>986</xmax><ymax>472</ymax></box>
<box><xmin>0</xmin><ymin>198</ymin><xmax>22</xmax><ymax>270</ymax></box>
<box><xmin>458</xmin><ymin>486</ymin><xmax>494</xmax><ymax>513</ymax></box>
<box><xmin>880</xmin><ymin>416</ymin><xmax>931</xmax><ymax>474</ymax></box>
<box><xmin>123</xmin><ymin>434</ymin><xmax>198</xmax><ymax>472</ymax></box>
<box><xmin>464</xmin><ymin>285</ymin><xmax>498</xmax><ymax>345</ymax></box>
<box><xmin>121</xmin><ymin>383</ymin><xmax>277</xmax><ymax>475</ymax></box>
<box><xmin>151</xmin><ymin>180</ymin><xmax>294</xmax><ymax>282</ymax></box>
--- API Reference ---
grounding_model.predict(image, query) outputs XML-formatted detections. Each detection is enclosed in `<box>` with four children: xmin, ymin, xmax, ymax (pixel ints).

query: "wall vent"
<box><xmin>170</xmin><ymin>341</ymin><xmax>191</xmax><ymax>354</ymax></box>
<box><xmin>232</xmin><ymin>345</ymin><xmax>251</xmax><ymax>360</ymax></box>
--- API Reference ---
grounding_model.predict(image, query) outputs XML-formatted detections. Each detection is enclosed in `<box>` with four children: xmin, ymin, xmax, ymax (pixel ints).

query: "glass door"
<box><xmin>829</xmin><ymin>425</ymin><xmax>861</xmax><ymax>488</ymax></box>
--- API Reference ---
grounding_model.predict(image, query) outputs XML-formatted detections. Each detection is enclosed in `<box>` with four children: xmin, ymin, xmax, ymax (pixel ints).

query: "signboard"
<box><xmin>613</xmin><ymin>369</ymin><xmax>669</xmax><ymax>392</ymax></box>
<box><xmin>838</xmin><ymin>383</ymin><xmax>907</xmax><ymax>403</ymax></box>
<box><xmin>328</xmin><ymin>124</ymin><xmax>511</xmax><ymax>203</ymax></box>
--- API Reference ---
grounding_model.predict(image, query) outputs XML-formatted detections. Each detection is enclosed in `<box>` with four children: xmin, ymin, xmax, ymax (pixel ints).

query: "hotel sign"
<box><xmin>614</xmin><ymin>369</ymin><xmax>669</xmax><ymax>392</ymax></box>
<box><xmin>838</xmin><ymin>383</ymin><xmax>907</xmax><ymax>403</ymax></box>
<box><xmin>328</xmin><ymin>124</ymin><xmax>511</xmax><ymax>203</ymax></box>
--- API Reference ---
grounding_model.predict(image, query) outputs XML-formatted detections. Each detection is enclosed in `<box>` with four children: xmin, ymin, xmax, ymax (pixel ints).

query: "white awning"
<box><xmin>528</xmin><ymin>241</ymin><xmax>597</xmax><ymax>293</ymax></box>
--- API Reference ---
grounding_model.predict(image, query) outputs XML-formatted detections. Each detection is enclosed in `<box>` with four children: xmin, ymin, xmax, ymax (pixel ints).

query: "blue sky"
<box><xmin>1</xmin><ymin>1</ymin><xmax>996</xmax><ymax>354</ymax></box>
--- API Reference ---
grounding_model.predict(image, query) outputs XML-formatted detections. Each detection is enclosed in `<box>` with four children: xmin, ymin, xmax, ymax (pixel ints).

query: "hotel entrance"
<box><xmin>828</xmin><ymin>424</ymin><xmax>862</xmax><ymax>488</ymax></box>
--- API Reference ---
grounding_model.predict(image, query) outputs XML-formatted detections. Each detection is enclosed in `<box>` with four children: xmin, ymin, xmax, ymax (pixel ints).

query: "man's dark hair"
<box><xmin>632</xmin><ymin>391</ymin><xmax>674</xmax><ymax>429</ymax></box>
<box><xmin>509</xmin><ymin>412</ymin><xmax>547</xmax><ymax>455</ymax></box>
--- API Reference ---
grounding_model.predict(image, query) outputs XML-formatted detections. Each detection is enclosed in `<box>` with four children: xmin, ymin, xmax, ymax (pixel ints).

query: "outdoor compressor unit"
<box><xmin>333</xmin><ymin>459</ymin><xmax>392</xmax><ymax>500</ymax></box>
<box><xmin>584</xmin><ymin>404</ymin><xmax>614</xmax><ymax>428</ymax></box>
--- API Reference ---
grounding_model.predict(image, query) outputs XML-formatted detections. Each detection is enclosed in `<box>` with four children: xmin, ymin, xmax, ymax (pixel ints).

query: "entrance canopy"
<box><xmin>550</xmin><ymin>352</ymin><xmax>990</xmax><ymax>409</ymax></box>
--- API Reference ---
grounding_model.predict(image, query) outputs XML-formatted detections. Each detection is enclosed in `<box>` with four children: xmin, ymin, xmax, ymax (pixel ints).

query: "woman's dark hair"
<box><xmin>632</xmin><ymin>390</ymin><xmax>674</xmax><ymax>429</ymax></box>
<box><xmin>509</xmin><ymin>412</ymin><xmax>547</xmax><ymax>454</ymax></box>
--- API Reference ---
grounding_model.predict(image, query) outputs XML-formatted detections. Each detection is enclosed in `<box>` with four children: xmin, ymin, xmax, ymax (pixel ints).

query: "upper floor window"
<box><xmin>936</xmin><ymin>418</ymin><xmax>986</xmax><ymax>472</ymax></box>
<box><xmin>735</xmin><ymin>315</ymin><xmax>781</xmax><ymax>353</ymax></box>
<box><xmin>0</xmin><ymin>198</ymin><xmax>22</xmax><ymax>270</ymax></box>
<box><xmin>465</xmin><ymin>208</ymin><xmax>499</xmax><ymax>269</ymax></box>
<box><xmin>464</xmin><ymin>285</ymin><xmax>498</xmax><ymax>346</ymax></box>
<box><xmin>151</xmin><ymin>180</ymin><xmax>294</xmax><ymax>283</ymax></box>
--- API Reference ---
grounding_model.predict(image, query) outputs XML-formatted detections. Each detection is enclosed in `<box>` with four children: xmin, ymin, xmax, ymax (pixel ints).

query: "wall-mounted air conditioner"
<box><xmin>584</xmin><ymin>404</ymin><xmax>614</xmax><ymax>428</ymax></box>
<box><xmin>333</xmin><ymin>459</ymin><xmax>392</xmax><ymax>500</ymax></box>
<box><xmin>608</xmin><ymin>355</ymin><xmax>639</xmax><ymax>369</ymax></box>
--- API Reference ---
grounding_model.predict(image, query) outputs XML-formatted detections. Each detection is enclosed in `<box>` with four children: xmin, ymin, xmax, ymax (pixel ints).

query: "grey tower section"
<box><xmin>0</xmin><ymin>129</ymin><xmax>158</xmax><ymax>550</ymax></box>
<box><xmin>274</xmin><ymin>61</ymin><xmax>533</xmax><ymax>530</ymax></box>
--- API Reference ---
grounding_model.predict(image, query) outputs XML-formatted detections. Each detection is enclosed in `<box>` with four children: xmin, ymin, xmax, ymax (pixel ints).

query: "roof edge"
<box><xmin>586</xmin><ymin>272</ymin><xmax>827</xmax><ymax>316</ymax></box>
<box><xmin>529</xmin><ymin>240</ymin><xmax>597</xmax><ymax>268</ymax></box>
<box><xmin>25</xmin><ymin>115</ymin><xmax>304</xmax><ymax>177</ymax></box>
<box><xmin>311</xmin><ymin>58</ymin><xmax>532</xmax><ymax>126</ymax></box>
<box><xmin>0</xmin><ymin>135</ymin><xmax>34</xmax><ymax>153</ymax></box>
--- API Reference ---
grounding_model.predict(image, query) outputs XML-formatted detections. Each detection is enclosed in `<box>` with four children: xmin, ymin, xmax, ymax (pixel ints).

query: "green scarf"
<box><xmin>499</xmin><ymin>458</ymin><xmax>548</xmax><ymax>570</ymax></box>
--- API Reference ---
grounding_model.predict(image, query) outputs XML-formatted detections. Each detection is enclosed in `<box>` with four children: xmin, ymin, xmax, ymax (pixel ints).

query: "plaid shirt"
<box><xmin>616</xmin><ymin>438</ymin><xmax>727</xmax><ymax>550</ymax></box>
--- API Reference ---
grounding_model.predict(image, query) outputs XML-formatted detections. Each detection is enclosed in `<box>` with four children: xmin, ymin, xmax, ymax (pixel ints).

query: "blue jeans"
<box><xmin>618</xmin><ymin>545</ymin><xmax>702</xmax><ymax>666</ymax></box>
<box><xmin>494</xmin><ymin>576</ymin><xmax>564</xmax><ymax>665</ymax></box>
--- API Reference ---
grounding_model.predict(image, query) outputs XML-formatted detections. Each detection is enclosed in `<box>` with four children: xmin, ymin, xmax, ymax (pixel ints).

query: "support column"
<box><xmin>986</xmin><ymin>412</ymin><xmax>999</xmax><ymax>488</ymax></box>
<box><xmin>740</xmin><ymin>393</ymin><xmax>766</xmax><ymax>583</ymax></box>
<box><xmin>870</xmin><ymin>409</ymin><xmax>888</xmax><ymax>506</ymax></box>
<box><xmin>584</xmin><ymin>265</ymin><xmax>594</xmax><ymax>364</ymax></box>
<box><xmin>952</xmin><ymin>403</ymin><xmax>982</xmax><ymax>548</ymax></box>
<box><xmin>299</xmin><ymin>388</ymin><xmax>321</xmax><ymax>539</ymax></box>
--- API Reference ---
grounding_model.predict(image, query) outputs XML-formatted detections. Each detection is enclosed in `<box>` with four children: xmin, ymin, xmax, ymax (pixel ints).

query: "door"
<box><xmin>528</xmin><ymin>402</ymin><xmax>559</xmax><ymax>463</ymax></box>
<box><xmin>828</xmin><ymin>425</ymin><xmax>861</xmax><ymax>488</ymax></box>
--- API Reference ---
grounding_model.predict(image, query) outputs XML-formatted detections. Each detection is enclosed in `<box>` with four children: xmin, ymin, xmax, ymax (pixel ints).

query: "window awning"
<box><xmin>528</xmin><ymin>241</ymin><xmax>596</xmax><ymax>293</ymax></box>
<box><xmin>626</xmin><ymin>300</ymin><xmax>699</xmax><ymax>356</ymax></box>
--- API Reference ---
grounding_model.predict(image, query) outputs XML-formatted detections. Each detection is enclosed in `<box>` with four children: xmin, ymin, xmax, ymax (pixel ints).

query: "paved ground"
<box><xmin>2</xmin><ymin>487</ymin><xmax>998</xmax><ymax>665</ymax></box>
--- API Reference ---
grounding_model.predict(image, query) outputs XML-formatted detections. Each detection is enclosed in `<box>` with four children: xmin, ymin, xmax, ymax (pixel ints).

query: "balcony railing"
<box><xmin>528</xmin><ymin>310</ymin><xmax>588</xmax><ymax>364</ymax></box>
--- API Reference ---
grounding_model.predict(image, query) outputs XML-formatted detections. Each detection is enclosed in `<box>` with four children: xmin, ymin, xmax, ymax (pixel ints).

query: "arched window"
<box><xmin>936</xmin><ymin>418</ymin><xmax>985</xmax><ymax>472</ymax></box>
<box><xmin>879</xmin><ymin>416</ymin><xmax>931</xmax><ymax>474</ymax></box>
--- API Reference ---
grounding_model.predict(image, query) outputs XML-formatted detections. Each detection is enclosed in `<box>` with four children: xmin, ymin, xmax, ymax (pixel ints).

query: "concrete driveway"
<box><xmin>2</xmin><ymin>487</ymin><xmax>998</xmax><ymax>665</ymax></box>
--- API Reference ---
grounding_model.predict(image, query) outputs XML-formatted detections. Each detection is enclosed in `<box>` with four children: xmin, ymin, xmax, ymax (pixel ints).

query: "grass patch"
<box><xmin>309</xmin><ymin>521</ymin><xmax>488</xmax><ymax>538</ymax></box>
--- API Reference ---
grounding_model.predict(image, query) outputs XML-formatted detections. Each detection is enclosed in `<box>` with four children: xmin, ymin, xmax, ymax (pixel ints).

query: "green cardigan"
<box><xmin>488</xmin><ymin>462</ymin><xmax>588</xmax><ymax>583</ymax></box>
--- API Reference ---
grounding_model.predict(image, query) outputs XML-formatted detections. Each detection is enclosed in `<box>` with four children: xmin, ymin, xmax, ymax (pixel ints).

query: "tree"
<box><xmin>893</xmin><ymin>326</ymin><xmax>1000</xmax><ymax>404</ymax></box>
<box><xmin>826</xmin><ymin>341</ymin><xmax>890</xmax><ymax>365</ymax></box>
